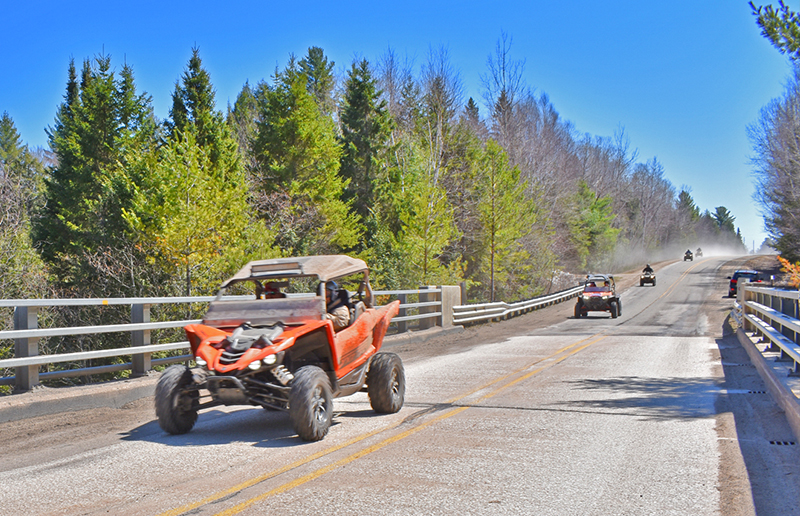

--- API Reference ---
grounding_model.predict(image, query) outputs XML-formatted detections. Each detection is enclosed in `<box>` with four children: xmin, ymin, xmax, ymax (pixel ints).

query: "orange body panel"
<box><xmin>184</xmin><ymin>300</ymin><xmax>401</xmax><ymax>378</ymax></box>
<box><xmin>332</xmin><ymin>300</ymin><xmax>400</xmax><ymax>378</ymax></box>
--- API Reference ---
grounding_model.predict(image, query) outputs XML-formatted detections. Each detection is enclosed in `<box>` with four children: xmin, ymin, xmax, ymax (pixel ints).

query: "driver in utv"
<box><xmin>323</xmin><ymin>281</ymin><xmax>351</xmax><ymax>331</ymax></box>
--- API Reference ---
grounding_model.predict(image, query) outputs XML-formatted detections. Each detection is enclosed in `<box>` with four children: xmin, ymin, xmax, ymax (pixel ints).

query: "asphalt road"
<box><xmin>1</xmin><ymin>256</ymin><xmax>799</xmax><ymax>515</ymax></box>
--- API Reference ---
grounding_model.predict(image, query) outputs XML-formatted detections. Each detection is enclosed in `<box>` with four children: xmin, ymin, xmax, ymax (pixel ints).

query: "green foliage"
<box><xmin>567</xmin><ymin>180</ymin><xmax>620</xmax><ymax>271</ymax></box>
<box><xmin>228</xmin><ymin>81</ymin><xmax>259</xmax><ymax>168</ymax></box>
<box><xmin>168</xmin><ymin>47</ymin><xmax>240</xmax><ymax>177</ymax></box>
<box><xmin>712</xmin><ymin>206</ymin><xmax>736</xmax><ymax>234</ymax></box>
<box><xmin>300</xmin><ymin>47</ymin><xmax>336</xmax><ymax>115</ymax></box>
<box><xmin>397</xmin><ymin>153</ymin><xmax>461</xmax><ymax>286</ymax></box>
<box><xmin>252</xmin><ymin>57</ymin><xmax>361</xmax><ymax>255</ymax></box>
<box><xmin>124</xmin><ymin>49</ymin><xmax>275</xmax><ymax>296</ymax></box>
<box><xmin>474</xmin><ymin>140</ymin><xmax>536</xmax><ymax>301</ymax></box>
<box><xmin>0</xmin><ymin>112</ymin><xmax>49</xmax><ymax>300</ymax></box>
<box><xmin>123</xmin><ymin>131</ymin><xmax>275</xmax><ymax>295</ymax></box>
<box><xmin>751</xmin><ymin>1</ymin><xmax>800</xmax><ymax>60</ymax></box>
<box><xmin>34</xmin><ymin>55</ymin><xmax>158</xmax><ymax>293</ymax></box>
<box><xmin>339</xmin><ymin>58</ymin><xmax>394</xmax><ymax>225</ymax></box>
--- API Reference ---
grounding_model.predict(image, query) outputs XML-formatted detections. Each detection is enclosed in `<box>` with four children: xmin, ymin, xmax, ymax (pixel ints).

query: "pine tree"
<box><xmin>252</xmin><ymin>57</ymin><xmax>360</xmax><ymax>255</ymax></box>
<box><xmin>125</xmin><ymin>49</ymin><xmax>274</xmax><ymax>296</ymax></box>
<box><xmin>228</xmin><ymin>81</ymin><xmax>259</xmax><ymax>170</ymax></box>
<box><xmin>299</xmin><ymin>47</ymin><xmax>336</xmax><ymax>115</ymax></box>
<box><xmin>339</xmin><ymin>58</ymin><xmax>393</xmax><ymax>223</ymax></box>
<box><xmin>34</xmin><ymin>55</ymin><xmax>157</xmax><ymax>291</ymax></box>
<box><xmin>167</xmin><ymin>47</ymin><xmax>238</xmax><ymax>176</ymax></box>
<box><xmin>0</xmin><ymin>112</ymin><xmax>48</xmax><ymax>299</ymax></box>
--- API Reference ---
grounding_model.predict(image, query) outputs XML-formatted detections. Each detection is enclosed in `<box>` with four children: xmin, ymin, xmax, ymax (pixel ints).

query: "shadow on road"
<box><xmin>120</xmin><ymin>407</ymin><xmax>309</xmax><ymax>448</ymax></box>
<box><xmin>559</xmin><ymin>375</ymin><xmax>722</xmax><ymax>421</ymax></box>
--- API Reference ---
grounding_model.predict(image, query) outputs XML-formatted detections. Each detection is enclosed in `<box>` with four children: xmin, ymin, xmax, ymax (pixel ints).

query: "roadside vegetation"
<box><xmin>2</xmin><ymin>28</ymin><xmax>767</xmax><ymax>388</ymax></box>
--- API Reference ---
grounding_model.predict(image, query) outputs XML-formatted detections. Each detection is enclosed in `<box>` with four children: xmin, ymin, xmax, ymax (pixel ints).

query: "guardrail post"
<box><xmin>418</xmin><ymin>286</ymin><xmax>438</xmax><ymax>330</ymax></box>
<box><xmin>131</xmin><ymin>303</ymin><xmax>151</xmax><ymax>376</ymax></box>
<box><xmin>13</xmin><ymin>306</ymin><xmax>40</xmax><ymax>392</ymax></box>
<box><xmin>440</xmin><ymin>286</ymin><xmax>461</xmax><ymax>327</ymax></box>
<box><xmin>397</xmin><ymin>294</ymin><xmax>408</xmax><ymax>334</ymax></box>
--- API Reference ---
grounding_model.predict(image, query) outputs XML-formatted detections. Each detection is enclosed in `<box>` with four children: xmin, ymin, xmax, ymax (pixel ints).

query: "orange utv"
<box><xmin>155</xmin><ymin>255</ymin><xmax>403</xmax><ymax>441</ymax></box>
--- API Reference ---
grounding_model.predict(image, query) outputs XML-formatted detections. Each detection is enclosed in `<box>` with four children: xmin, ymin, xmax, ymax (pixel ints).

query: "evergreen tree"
<box><xmin>299</xmin><ymin>46</ymin><xmax>336</xmax><ymax>115</ymax></box>
<box><xmin>677</xmin><ymin>190</ymin><xmax>700</xmax><ymax>221</ymax></box>
<box><xmin>0</xmin><ymin>112</ymin><xmax>48</xmax><ymax>299</ymax></box>
<box><xmin>751</xmin><ymin>1</ymin><xmax>800</xmax><ymax>60</ymax></box>
<box><xmin>339</xmin><ymin>58</ymin><xmax>393</xmax><ymax>224</ymax></box>
<box><xmin>567</xmin><ymin>180</ymin><xmax>619</xmax><ymax>271</ymax></box>
<box><xmin>167</xmin><ymin>47</ymin><xmax>238</xmax><ymax>175</ymax></box>
<box><xmin>252</xmin><ymin>57</ymin><xmax>361</xmax><ymax>255</ymax></box>
<box><xmin>228</xmin><ymin>81</ymin><xmax>259</xmax><ymax>170</ymax></box>
<box><xmin>125</xmin><ymin>49</ymin><xmax>274</xmax><ymax>295</ymax></box>
<box><xmin>712</xmin><ymin>206</ymin><xmax>736</xmax><ymax>234</ymax></box>
<box><xmin>34</xmin><ymin>55</ymin><xmax>157</xmax><ymax>291</ymax></box>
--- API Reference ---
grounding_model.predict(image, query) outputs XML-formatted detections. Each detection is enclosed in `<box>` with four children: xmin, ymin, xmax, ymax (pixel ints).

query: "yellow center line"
<box><xmin>156</xmin><ymin>424</ymin><xmax>400</xmax><ymax>516</ymax></box>
<box><xmin>215</xmin><ymin>406</ymin><xmax>470</xmax><ymax>516</ymax></box>
<box><xmin>659</xmin><ymin>260</ymin><xmax>703</xmax><ymax>299</ymax></box>
<box><xmin>445</xmin><ymin>332</ymin><xmax>607</xmax><ymax>404</ymax></box>
<box><xmin>159</xmin><ymin>333</ymin><xmax>606</xmax><ymax>516</ymax></box>
<box><xmin>474</xmin><ymin>335</ymin><xmax>607</xmax><ymax>403</ymax></box>
<box><xmin>629</xmin><ymin>260</ymin><xmax>705</xmax><ymax>319</ymax></box>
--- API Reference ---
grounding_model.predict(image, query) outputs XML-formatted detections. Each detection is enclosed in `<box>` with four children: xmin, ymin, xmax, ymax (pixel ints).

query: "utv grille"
<box><xmin>220</xmin><ymin>349</ymin><xmax>246</xmax><ymax>365</ymax></box>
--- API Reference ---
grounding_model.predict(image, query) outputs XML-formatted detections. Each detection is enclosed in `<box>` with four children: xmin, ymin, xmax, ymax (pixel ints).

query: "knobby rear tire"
<box><xmin>367</xmin><ymin>353</ymin><xmax>406</xmax><ymax>414</ymax></box>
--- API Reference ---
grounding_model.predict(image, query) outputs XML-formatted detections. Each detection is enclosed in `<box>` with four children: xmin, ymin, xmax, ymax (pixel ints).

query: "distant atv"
<box><xmin>684</xmin><ymin>250</ymin><xmax>693</xmax><ymax>261</ymax></box>
<box><xmin>696</xmin><ymin>247</ymin><xmax>703</xmax><ymax>257</ymax></box>
<box><xmin>574</xmin><ymin>274</ymin><xmax>622</xmax><ymax>319</ymax></box>
<box><xmin>155</xmin><ymin>255</ymin><xmax>403</xmax><ymax>442</ymax></box>
<box><xmin>640</xmin><ymin>271</ymin><xmax>656</xmax><ymax>287</ymax></box>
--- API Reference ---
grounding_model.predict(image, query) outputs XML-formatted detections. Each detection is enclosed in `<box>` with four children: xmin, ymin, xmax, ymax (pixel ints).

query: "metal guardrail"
<box><xmin>453</xmin><ymin>285</ymin><xmax>583</xmax><ymax>325</ymax></box>
<box><xmin>0</xmin><ymin>288</ymin><xmax>446</xmax><ymax>391</ymax></box>
<box><xmin>1</xmin><ymin>283</ymin><xmax>580</xmax><ymax>392</ymax></box>
<box><xmin>736</xmin><ymin>283</ymin><xmax>800</xmax><ymax>375</ymax></box>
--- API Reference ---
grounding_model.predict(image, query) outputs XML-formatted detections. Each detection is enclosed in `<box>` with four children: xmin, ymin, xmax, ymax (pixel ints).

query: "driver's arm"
<box><xmin>324</xmin><ymin>305</ymin><xmax>350</xmax><ymax>331</ymax></box>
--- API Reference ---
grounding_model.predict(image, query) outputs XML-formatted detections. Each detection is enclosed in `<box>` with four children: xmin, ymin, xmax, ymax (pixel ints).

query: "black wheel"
<box><xmin>652</xmin><ymin>278</ymin><xmax>656</xmax><ymax>286</ymax></box>
<box><xmin>617</xmin><ymin>300</ymin><xmax>622</xmax><ymax>316</ymax></box>
<box><xmin>155</xmin><ymin>365</ymin><xmax>199</xmax><ymax>435</ymax></box>
<box><xmin>289</xmin><ymin>366</ymin><xmax>333</xmax><ymax>441</ymax></box>
<box><xmin>367</xmin><ymin>353</ymin><xmax>405</xmax><ymax>414</ymax></box>
<box><xmin>574</xmin><ymin>301</ymin><xmax>582</xmax><ymax>318</ymax></box>
<box><xmin>610</xmin><ymin>301</ymin><xmax>619</xmax><ymax>319</ymax></box>
<box><xmin>640</xmin><ymin>280</ymin><xmax>644</xmax><ymax>286</ymax></box>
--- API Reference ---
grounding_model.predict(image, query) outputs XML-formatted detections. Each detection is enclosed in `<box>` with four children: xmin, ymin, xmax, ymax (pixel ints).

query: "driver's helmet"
<box><xmin>325</xmin><ymin>281</ymin><xmax>338</xmax><ymax>295</ymax></box>
<box><xmin>646</xmin><ymin>264</ymin><xmax>650</xmax><ymax>267</ymax></box>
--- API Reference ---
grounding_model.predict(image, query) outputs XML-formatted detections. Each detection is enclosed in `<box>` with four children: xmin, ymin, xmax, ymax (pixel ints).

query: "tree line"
<box><xmin>750</xmin><ymin>1</ymin><xmax>800</xmax><ymax>261</ymax></box>
<box><xmin>1</xmin><ymin>34</ymin><xmax>754</xmax><ymax>388</ymax></box>
<box><xmin>2</xmin><ymin>37</ymin><xmax>747</xmax><ymax>308</ymax></box>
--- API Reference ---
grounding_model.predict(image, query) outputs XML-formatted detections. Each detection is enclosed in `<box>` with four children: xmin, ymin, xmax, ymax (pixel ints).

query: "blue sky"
<box><xmin>1</xmin><ymin>1</ymin><xmax>792</xmax><ymax>249</ymax></box>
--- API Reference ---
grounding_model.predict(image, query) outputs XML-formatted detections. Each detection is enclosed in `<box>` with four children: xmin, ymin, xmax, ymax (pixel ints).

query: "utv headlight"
<box><xmin>248</xmin><ymin>360</ymin><xmax>262</xmax><ymax>371</ymax></box>
<box><xmin>264</xmin><ymin>354</ymin><xmax>277</xmax><ymax>366</ymax></box>
<box><xmin>195</xmin><ymin>357</ymin><xmax>207</xmax><ymax>367</ymax></box>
